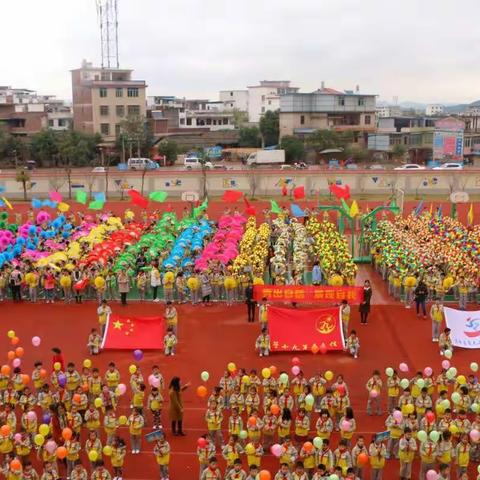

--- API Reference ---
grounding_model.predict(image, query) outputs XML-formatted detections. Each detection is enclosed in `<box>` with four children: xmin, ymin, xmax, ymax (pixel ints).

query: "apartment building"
<box><xmin>426</xmin><ymin>104</ymin><xmax>444</xmax><ymax>116</ymax></box>
<box><xmin>219</xmin><ymin>90</ymin><xmax>248</xmax><ymax>111</ymax></box>
<box><xmin>71</xmin><ymin>60</ymin><xmax>147</xmax><ymax>142</ymax></box>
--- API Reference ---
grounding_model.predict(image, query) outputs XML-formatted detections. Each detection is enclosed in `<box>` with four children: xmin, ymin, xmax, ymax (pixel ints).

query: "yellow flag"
<box><xmin>349</xmin><ymin>200</ymin><xmax>359</xmax><ymax>217</ymax></box>
<box><xmin>468</xmin><ymin>203</ymin><xmax>474</xmax><ymax>225</ymax></box>
<box><xmin>58</xmin><ymin>202</ymin><xmax>70</xmax><ymax>213</ymax></box>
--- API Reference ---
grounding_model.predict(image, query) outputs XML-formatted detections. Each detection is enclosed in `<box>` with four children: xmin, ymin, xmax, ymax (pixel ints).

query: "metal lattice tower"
<box><xmin>96</xmin><ymin>0</ymin><xmax>119</xmax><ymax>68</ymax></box>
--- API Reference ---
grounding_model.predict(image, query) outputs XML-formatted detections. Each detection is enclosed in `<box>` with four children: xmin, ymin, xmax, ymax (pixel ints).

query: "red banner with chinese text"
<box><xmin>253</xmin><ymin>285</ymin><xmax>363</xmax><ymax>304</ymax></box>
<box><xmin>268</xmin><ymin>306</ymin><xmax>344</xmax><ymax>352</ymax></box>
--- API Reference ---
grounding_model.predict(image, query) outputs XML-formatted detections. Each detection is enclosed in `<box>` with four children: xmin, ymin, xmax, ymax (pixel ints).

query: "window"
<box><xmin>268</xmin><ymin>100</ymin><xmax>271</xmax><ymax>105</ymax></box>
<box><xmin>223</xmin><ymin>118</ymin><xmax>228</xmax><ymax>125</ymax></box>
<box><xmin>58</xmin><ymin>119</ymin><xmax>66</xmax><ymax>127</ymax></box>
<box><xmin>300</xmin><ymin>115</ymin><xmax>305</xmax><ymax>125</ymax></box>
<box><xmin>116</xmin><ymin>105</ymin><xmax>125</xmax><ymax>117</ymax></box>
<box><xmin>230</xmin><ymin>91</ymin><xmax>233</xmax><ymax>97</ymax></box>
<box><xmin>101</xmin><ymin>71</ymin><xmax>110</xmax><ymax>81</ymax></box>
<box><xmin>186</xmin><ymin>118</ymin><xmax>192</xmax><ymax>126</ymax></box>
<box><xmin>99</xmin><ymin>88</ymin><xmax>107</xmax><ymax>98</ymax></box>
<box><xmin>100</xmin><ymin>123</ymin><xmax>110</xmax><ymax>136</ymax></box>
<box><xmin>358</xmin><ymin>97</ymin><xmax>365</xmax><ymax>106</ymax></box>
<box><xmin>364</xmin><ymin>115</ymin><xmax>371</xmax><ymax>125</ymax></box>
<box><xmin>206</xmin><ymin>118</ymin><xmax>212</xmax><ymax>125</ymax></box>
<box><xmin>127</xmin><ymin>87</ymin><xmax>139</xmax><ymax>97</ymax></box>
<box><xmin>180</xmin><ymin>118</ymin><xmax>185</xmax><ymax>125</ymax></box>
<box><xmin>261</xmin><ymin>95</ymin><xmax>265</xmax><ymax>102</ymax></box>
<box><xmin>230</xmin><ymin>103</ymin><xmax>233</xmax><ymax>107</ymax></box>
<box><xmin>116</xmin><ymin>88</ymin><xmax>123</xmax><ymax>97</ymax></box>
<box><xmin>127</xmin><ymin>105</ymin><xmax>140</xmax><ymax>116</ymax></box>
<box><xmin>48</xmin><ymin>120</ymin><xmax>54</xmax><ymax>127</ymax></box>
<box><xmin>100</xmin><ymin>105</ymin><xmax>109</xmax><ymax>116</ymax></box>
<box><xmin>338</xmin><ymin>97</ymin><xmax>345</xmax><ymax>106</ymax></box>
<box><xmin>261</xmin><ymin>107</ymin><xmax>265</xmax><ymax>113</ymax></box>
<box><xmin>115</xmin><ymin>124</ymin><xmax>121</xmax><ymax>137</ymax></box>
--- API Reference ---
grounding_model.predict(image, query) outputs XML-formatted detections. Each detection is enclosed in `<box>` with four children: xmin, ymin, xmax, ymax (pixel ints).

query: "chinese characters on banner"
<box><xmin>268</xmin><ymin>306</ymin><xmax>344</xmax><ymax>352</ymax></box>
<box><xmin>253</xmin><ymin>285</ymin><xmax>363</xmax><ymax>304</ymax></box>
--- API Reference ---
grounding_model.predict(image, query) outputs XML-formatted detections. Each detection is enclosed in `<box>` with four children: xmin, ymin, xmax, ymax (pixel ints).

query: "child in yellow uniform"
<box><xmin>87</xmin><ymin>329</ymin><xmax>102</xmax><ymax>356</ymax></box>
<box><xmin>399</xmin><ymin>427</ymin><xmax>417</xmax><ymax>480</ymax></box>
<box><xmin>128</xmin><ymin>407</ymin><xmax>144</xmax><ymax>454</ymax></box>
<box><xmin>228</xmin><ymin>408</ymin><xmax>243</xmax><ymax>437</ymax></box>
<box><xmin>222</xmin><ymin>435</ymin><xmax>243</xmax><ymax>471</ymax></box>
<box><xmin>148</xmin><ymin>386</ymin><xmax>163</xmax><ymax>430</ymax></box>
<box><xmin>103</xmin><ymin>405</ymin><xmax>118</xmax><ymax>445</ymax></box>
<box><xmin>385</xmin><ymin>408</ymin><xmax>404</xmax><ymax>459</ymax></box>
<box><xmin>387</xmin><ymin>371</ymin><xmax>400</xmax><ymax>413</ymax></box>
<box><xmin>65</xmin><ymin>432</ymin><xmax>81</xmax><ymax>479</ymax></box>
<box><xmin>205</xmin><ymin>402</ymin><xmax>223</xmax><ymax>448</ymax></box>
<box><xmin>132</xmin><ymin>383</ymin><xmax>146</xmax><ymax>416</ymax></box>
<box><xmin>294</xmin><ymin>408</ymin><xmax>310</xmax><ymax>444</ymax></box>
<box><xmin>334</xmin><ymin>439</ymin><xmax>352</xmax><ymax>476</ymax></box>
<box><xmin>246</xmin><ymin>441</ymin><xmax>263</xmax><ymax>468</ymax></box>
<box><xmin>154</xmin><ymin>433</ymin><xmax>171</xmax><ymax>480</ymax></box>
<box><xmin>104</xmin><ymin>362</ymin><xmax>120</xmax><ymax>391</ymax></box>
<box><xmin>258</xmin><ymin>298</ymin><xmax>269</xmax><ymax>331</ymax></box>
<box><xmin>369</xmin><ymin>437</ymin><xmax>387</xmax><ymax>478</ymax></box>
<box><xmin>430</xmin><ymin>299</ymin><xmax>444</xmax><ymax>342</ymax></box>
<box><xmin>84</xmin><ymin>403</ymin><xmax>100</xmax><ymax>431</ymax></box>
<box><xmin>111</xmin><ymin>436</ymin><xmax>126</xmax><ymax>480</ymax></box>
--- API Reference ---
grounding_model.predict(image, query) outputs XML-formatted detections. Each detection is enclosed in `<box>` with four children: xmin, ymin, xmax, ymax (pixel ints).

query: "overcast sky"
<box><xmin>2</xmin><ymin>0</ymin><xmax>480</xmax><ymax>104</ymax></box>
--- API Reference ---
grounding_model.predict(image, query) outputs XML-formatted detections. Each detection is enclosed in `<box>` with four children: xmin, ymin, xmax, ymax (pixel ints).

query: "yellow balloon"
<box><xmin>129</xmin><ymin>364</ymin><xmax>137</xmax><ymax>375</ymax></box>
<box><xmin>58</xmin><ymin>202</ymin><xmax>70</xmax><ymax>213</ymax></box>
<box><xmin>34</xmin><ymin>434</ymin><xmax>45</xmax><ymax>446</ymax></box>
<box><xmin>94</xmin><ymin>397</ymin><xmax>103</xmax><ymax>408</ymax></box>
<box><xmin>103</xmin><ymin>445</ymin><xmax>112</xmax><ymax>456</ymax></box>
<box><xmin>449</xmin><ymin>424</ymin><xmax>459</xmax><ymax>434</ymax></box>
<box><xmin>325</xmin><ymin>370</ymin><xmax>334</xmax><ymax>381</ymax></box>
<box><xmin>245</xmin><ymin>443</ymin><xmax>255</xmax><ymax>455</ymax></box>
<box><xmin>457</xmin><ymin>375</ymin><xmax>467</xmax><ymax>385</ymax></box>
<box><xmin>118</xmin><ymin>415</ymin><xmax>127</xmax><ymax>425</ymax></box>
<box><xmin>94</xmin><ymin>277</ymin><xmax>106</xmax><ymax>289</ymax></box>
<box><xmin>39</xmin><ymin>424</ymin><xmax>49</xmax><ymax>436</ymax></box>
<box><xmin>7</xmin><ymin>330</ymin><xmax>15</xmax><ymax>339</ymax></box>
<box><xmin>262</xmin><ymin>368</ymin><xmax>271</xmax><ymax>379</ymax></box>
<box><xmin>54</xmin><ymin>362</ymin><xmax>61</xmax><ymax>371</ymax></box>
<box><xmin>83</xmin><ymin>359</ymin><xmax>92</xmax><ymax>369</ymax></box>
<box><xmin>88</xmin><ymin>450</ymin><xmax>98</xmax><ymax>462</ymax></box>
<box><xmin>227</xmin><ymin>362</ymin><xmax>236</xmax><ymax>373</ymax></box>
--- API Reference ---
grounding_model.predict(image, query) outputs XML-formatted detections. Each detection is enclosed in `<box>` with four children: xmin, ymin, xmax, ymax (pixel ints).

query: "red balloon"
<box><xmin>319</xmin><ymin>343</ymin><xmax>328</xmax><ymax>355</ymax></box>
<box><xmin>197</xmin><ymin>437</ymin><xmax>207</xmax><ymax>448</ymax></box>
<box><xmin>291</xmin><ymin>357</ymin><xmax>301</xmax><ymax>366</ymax></box>
<box><xmin>426</xmin><ymin>411</ymin><xmax>435</xmax><ymax>423</ymax></box>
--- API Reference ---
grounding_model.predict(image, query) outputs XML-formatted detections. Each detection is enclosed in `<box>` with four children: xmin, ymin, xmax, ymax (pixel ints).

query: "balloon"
<box><xmin>10</xmin><ymin>459</ymin><xmax>21</xmax><ymax>471</ymax></box>
<box><xmin>129</xmin><ymin>364</ymin><xmax>137</xmax><ymax>374</ymax></box>
<box><xmin>11</xmin><ymin>337</ymin><xmax>19</xmax><ymax>346</ymax></box>
<box><xmin>426</xmin><ymin>470</ymin><xmax>438</xmax><ymax>480</ymax></box>
<box><xmin>269</xmin><ymin>366</ymin><xmax>277</xmax><ymax>376</ymax></box>
<box><xmin>270</xmin><ymin>405</ymin><xmax>280</xmax><ymax>416</ymax></box>
<box><xmin>423</xmin><ymin>367</ymin><xmax>433</xmax><ymax>377</ymax></box>
<box><xmin>271</xmin><ymin>443</ymin><xmax>283</xmax><ymax>457</ymax></box>
<box><xmin>13</xmin><ymin>433</ymin><xmax>22</xmax><ymax>442</ymax></box>
<box><xmin>88</xmin><ymin>450</ymin><xmax>98</xmax><ymax>462</ymax></box>
<box><xmin>14</xmin><ymin>347</ymin><xmax>24</xmax><ymax>358</ymax></box>
<box><xmin>259</xmin><ymin>470</ymin><xmax>271</xmax><ymax>480</ymax></box>
<box><xmin>45</xmin><ymin>440</ymin><xmax>57</xmax><ymax>454</ymax></box>
<box><xmin>27</xmin><ymin>411</ymin><xmax>36</xmax><ymax>422</ymax></box>
<box><xmin>39</xmin><ymin>368</ymin><xmax>47</xmax><ymax>378</ymax></box>
<box><xmin>451</xmin><ymin>392</ymin><xmax>461</xmax><ymax>404</ymax></box>
<box><xmin>261</xmin><ymin>368</ymin><xmax>271</xmax><ymax>379</ymax></box>
<box><xmin>472</xmin><ymin>403</ymin><xmax>479</xmax><ymax>413</ymax></box>
<box><xmin>311</xmin><ymin>344</ymin><xmax>319</xmax><ymax>354</ymax></box>
<box><xmin>291</xmin><ymin>366</ymin><xmax>300</xmax><ymax>376</ymax></box>
<box><xmin>329</xmin><ymin>475</ymin><xmax>339</xmax><ymax>480</ymax></box>
<box><xmin>42</xmin><ymin>413</ymin><xmax>51</xmax><ymax>425</ymax></box>
<box><xmin>319</xmin><ymin>343</ymin><xmax>328</xmax><ymax>355</ymax></box>
<box><xmin>116</xmin><ymin>384</ymin><xmax>127</xmax><ymax>395</ymax></box>
<box><xmin>119</xmin><ymin>415</ymin><xmax>127</xmax><ymax>425</ymax></box>
<box><xmin>34</xmin><ymin>434</ymin><xmax>45</xmax><ymax>446</ymax></box>
<box><xmin>444</xmin><ymin>349</ymin><xmax>452</xmax><ymax>359</ymax></box>
<box><xmin>279</xmin><ymin>373</ymin><xmax>289</xmax><ymax>384</ymax></box>
<box><xmin>196</xmin><ymin>386</ymin><xmax>207</xmax><ymax>398</ymax></box>
<box><xmin>133</xmin><ymin>349</ymin><xmax>143</xmax><ymax>361</ymax></box>
<box><xmin>62</xmin><ymin>428</ymin><xmax>72</xmax><ymax>441</ymax></box>
<box><xmin>197</xmin><ymin>437</ymin><xmax>207</xmax><ymax>448</ymax></box>
<box><xmin>7</xmin><ymin>351</ymin><xmax>14</xmax><ymax>360</ymax></box>
<box><xmin>291</xmin><ymin>357</ymin><xmax>301</xmax><ymax>366</ymax></box>
<box><xmin>400</xmin><ymin>378</ymin><xmax>409</xmax><ymax>390</ymax></box>
<box><xmin>7</xmin><ymin>330</ymin><xmax>15</xmax><ymax>339</ymax></box>
<box><xmin>357</xmin><ymin>453</ymin><xmax>369</xmax><ymax>466</ymax></box>
<box><xmin>341</xmin><ymin>420</ymin><xmax>351</xmax><ymax>431</ymax></box>
<box><xmin>94</xmin><ymin>397</ymin><xmax>103</xmax><ymax>408</ymax></box>
<box><xmin>393</xmin><ymin>411</ymin><xmax>403</xmax><ymax>423</ymax></box>
<box><xmin>417</xmin><ymin>430</ymin><xmax>428</xmax><ymax>442</ymax></box>
<box><xmin>324</xmin><ymin>370</ymin><xmax>334</xmax><ymax>381</ymax></box>
<box><xmin>441</xmin><ymin>360</ymin><xmax>450</xmax><ymax>370</ymax></box>
<box><xmin>399</xmin><ymin>363</ymin><xmax>409</xmax><ymax>372</ymax></box>
<box><xmin>429</xmin><ymin>431</ymin><xmax>440</xmax><ymax>443</ymax></box>
<box><xmin>471</xmin><ymin>362</ymin><xmax>479</xmax><ymax>372</ymax></box>
<box><xmin>103</xmin><ymin>445</ymin><xmax>112</xmax><ymax>456</ymax></box>
<box><xmin>305</xmin><ymin>394</ymin><xmax>315</xmax><ymax>406</ymax></box>
<box><xmin>470</xmin><ymin>429</ymin><xmax>480</xmax><ymax>442</ymax></box>
<box><xmin>83</xmin><ymin>359</ymin><xmax>92</xmax><ymax>369</ymax></box>
<box><xmin>1</xmin><ymin>365</ymin><xmax>10</xmax><ymax>376</ymax></box>
<box><xmin>201</xmin><ymin>371</ymin><xmax>210</xmax><ymax>382</ymax></box>
<box><xmin>12</xmin><ymin>358</ymin><xmax>20</xmax><ymax>368</ymax></box>
<box><xmin>416</xmin><ymin>379</ymin><xmax>425</xmax><ymax>389</ymax></box>
<box><xmin>313</xmin><ymin>436</ymin><xmax>323</xmax><ymax>449</ymax></box>
<box><xmin>239</xmin><ymin>430</ymin><xmax>248</xmax><ymax>440</ymax></box>
<box><xmin>426</xmin><ymin>411</ymin><xmax>435</xmax><ymax>423</ymax></box>
<box><xmin>0</xmin><ymin>425</ymin><xmax>10</xmax><ymax>436</ymax></box>
<box><xmin>449</xmin><ymin>424</ymin><xmax>458</xmax><ymax>434</ymax></box>
<box><xmin>57</xmin><ymin>373</ymin><xmax>66</xmax><ymax>387</ymax></box>
<box><xmin>248</xmin><ymin>416</ymin><xmax>257</xmax><ymax>426</ymax></box>
<box><xmin>245</xmin><ymin>443</ymin><xmax>255</xmax><ymax>455</ymax></box>
<box><xmin>56</xmin><ymin>446</ymin><xmax>67</xmax><ymax>459</ymax></box>
<box><xmin>370</xmin><ymin>390</ymin><xmax>379</xmax><ymax>398</ymax></box>
<box><xmin>303</xmin><ymin>441</ymin><xmax>313</xmax><ymax>453</ymax></box>
<box><xmin>456</xmin><ymin>375</ymin><xmax>467</xmax><ymax>385</ymax></box>
<box><xmin>385</xmin><ymin>367</ymin><xmax>394</xmax><ymax>377</ymax></box>
<box><xmin>39</xmin><ymin>424</ymin><xmax>49</xmax><ymax>436</ymax></box>
<box><xmin>53</xmin><ymin>362</ymin><xmax>61</xmax><ymax>371</ymax></box>
<box><xmin>32</xmin><ymin>336</ymin><xmax>41</xmax><ymax>347</ymax></box>
<box><xmin>227</xmin><ymin>362</ymin><xmax>236</xmax><ymax>372</ymax></box>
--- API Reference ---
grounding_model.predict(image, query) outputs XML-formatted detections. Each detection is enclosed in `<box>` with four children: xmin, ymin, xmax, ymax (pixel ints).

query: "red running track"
<box><xmin>1</xmin><ymin>266</ymin><xmax>479</xmax><ymax>479</ymax></box>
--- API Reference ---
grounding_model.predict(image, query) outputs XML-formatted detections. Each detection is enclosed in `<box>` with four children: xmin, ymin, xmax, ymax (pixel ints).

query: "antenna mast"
<box><xmin>96</xmin><ymin>0</ymin><xmax>119</xmax><ymax>69</ymax></box>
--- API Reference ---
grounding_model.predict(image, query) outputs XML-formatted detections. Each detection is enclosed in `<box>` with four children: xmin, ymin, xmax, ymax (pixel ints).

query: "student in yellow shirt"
<box><xmin>103</xmin><ymin>405</ymin><xmax>118</xmax><ymax>445</ymax></box>
<box><xmin>430</xmin><ymin>299</ymin><xmax>444</xmax><ymax>342</ymax></box>
<box><xmin>148</xmin><ymin>387</ymin><xmax>163</xmax><ymax>430</ymax></box>
<box><xmin>128</xmin><ymin>407</ymin><xmax>144</xmax><ymax>454</ymax></box>
<box><xmin>131</xmin><ymin>383</ymin><xmax>146</xmax><ymax>417</ymax></box>
<box><xmin>111</xmin><ymin>436</ymin><xmax>126</xmax><ymax>480</ymax></box>
<box><xmin>65</xmin><ymin>432</ymin><xmax>81</xmax><ymax>478</ymax></box>
<box><xmin>104</xmin><ymin>362</ymin><xmax>120</xmax><ymax>392</ymax></box>
<box><xmin>455</xmin><ymin>433</ymin><xmax>470</xmax><ymax>478</ymax></box>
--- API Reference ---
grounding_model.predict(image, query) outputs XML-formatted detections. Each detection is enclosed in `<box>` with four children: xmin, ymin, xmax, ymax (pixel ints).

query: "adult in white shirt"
<box><xmin>150</xmin><ymin>264</ymin><xmax>161</xmax><ymax>302</ymax></box>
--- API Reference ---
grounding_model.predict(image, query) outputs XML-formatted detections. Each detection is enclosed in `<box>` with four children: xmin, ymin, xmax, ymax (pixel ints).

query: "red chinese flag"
<box><xmin>281</xmin><ymin>185</ymin><xmax>288</xmax><ymax>196</ymax></box>
<box><xmin>329</xmin><ymin>184</ymin><xmax>350</xmax><ymax>200</ymax></box>
<box><xmin>222</xmin><ymin>190</ymin><xmax>243</xmax><ymax>203</ymax></box>
<box><xmin>127</xmin><ymin>189</ymin><xmax>149</xmax><ymax>209</ymax></box>
<box><xmin>244</xmin><ymin>197</ymin><xmax>256</xmax><ymax>216</ymax></box>
<box><xmin>268</xmin><ymin>306</ymin><xmax>344</xmax><ymax>352</ymax></box>
<box><xmin>293</xmin><ymin>185</ymin><xmax>305</xmax><ymax>200</ymax></box>
<box><xmin>102</xmin><ymin>314</ymin><xmax>165</xmax><ymax>350</ymax></box>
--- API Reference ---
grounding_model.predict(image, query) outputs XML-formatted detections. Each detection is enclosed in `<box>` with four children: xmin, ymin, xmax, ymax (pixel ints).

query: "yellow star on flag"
<box><xmin>113</xmin><ymin>320</ymin><xmax>124</xmax><ymax>330</ymax></box>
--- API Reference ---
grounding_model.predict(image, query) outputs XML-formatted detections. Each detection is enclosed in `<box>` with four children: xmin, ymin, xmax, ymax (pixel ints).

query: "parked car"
<box><xmin>91</xmin><ymin>166</ymin><xmax>106</xmax><ymax>173</ymax></box>
<box><xmin>433</xmin><ymin>162</ymin><xmax>463</xmax><ymax>170</ymax></box>
<box><xmin>394</xmin><ymin>164</ymin><xmax>426</xmax><ymax>170</ymax></box>
<box><xmin>127</xmin><ymin>158</ymin><xmax>159</xmax><ymax>170</ymax></box>
<box><xmin>368</xmin><ymin>164</ymin><xmax>386</xmax><ymax>170</ymax></box>
<box><xmin>183</xmin><ymin>157</ymin><xmax>227</xmax><ymax>170</ymax></box>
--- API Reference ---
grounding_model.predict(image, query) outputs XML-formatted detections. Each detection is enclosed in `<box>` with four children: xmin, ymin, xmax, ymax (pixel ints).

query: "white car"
<box><xmin>394</xmin><ymin>164</ymin><xmax>426</xmax><ymax>170</ymax></box>
<box><xmin>433</xmin><ymin>162</ymin><xmax>464</xmax><ymax>170</ymax></box>
<box><xmin>91</xmin><ymin>166</ymin><xmax>106</xmax><ymax>173</ymax></box>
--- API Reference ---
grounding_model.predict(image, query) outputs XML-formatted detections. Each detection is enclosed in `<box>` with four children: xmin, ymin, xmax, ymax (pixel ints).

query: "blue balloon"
<box><xmin>28</xmin><ymin>225</ymin><xmax>37</xmax><ymax>235</ymax></box>
<box><xmin>31</xmin><ymin>198</ymin><xmax>42</xmax><ymax>209</ymax></box>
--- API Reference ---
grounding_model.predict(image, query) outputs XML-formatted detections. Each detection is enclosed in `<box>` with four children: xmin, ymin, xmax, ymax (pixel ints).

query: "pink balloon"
<box><xmin>341</xmin><ymin>420</ymin><xmax>351</xmax><ymax>431</ymax></box>
<box><xmin>393</xmin><ymin>410</ymin><xmax>403</xmax><ymax>423</ymax></box>
<box><xmin>14</xmin><ymin>433</ymin><xmax>22</xmax><ymax>442</ymax></box>
<box><xmin>32</xmin><ymin>336</ymin><xmax>41</xmax><ymax>347</ymax></box>
<box><xmin>12</xmin><ymin>358</ymin><xmax>21</xmax><ymax>368</ymax></box>
<box><xmin>426</xmin><ymin>470</ymin><xmax>439</xmax><ymax>480</ymax></box>
<box><xmin>27</xmin><ymin>411</ymin><xmax>36</xmax><ymax>422</ymax></box>
<box><xmin>291</xmin><ymin>366</ymin><xmax>300</xmax><ymax>376</ymax></box>
<box><xmin>271</xmin><ymin>444</ymin><xmax>283</xmax><ymax>457</ymax></box>
<box><xmin>470</xmin><ymin>429</ymin><xmax>480</xmax><ymax>442</ymax></box>
<box><xmin>117</xmin><ymin>383</ymin><xmax>127</xmax><ymax>395</ymax></box>
<box><xmin>441</xmin><ymin>360</ymin><xmax>450</xmax><ymax>370</ymax></box>
<box><xmin>45</xmin><ymin>440</ymin><xmax>57</xmax><ymax>454</ymax></box>
<box><xmin>424</xmin><ymin>367</ymin><xmax>433</xmax><ymax>377</ymax></box>
<box><xmin>369</xmin><ymin>390</ymin><xmax>379</xmax><ymax>398</ymax></box>
<box><xmin>152</xmin><ymin>377</ymin><xmax>160</xmax><ymax>388</ymax></box>
<box><xmin>399</xmin><ymin>363</ymin><xmax>409</xmax><ymax>372</ymax></box>
<box><xmin>148</xmin><ymin>374</ymin><xmax>155</xmax><ymax>386</ymax></box>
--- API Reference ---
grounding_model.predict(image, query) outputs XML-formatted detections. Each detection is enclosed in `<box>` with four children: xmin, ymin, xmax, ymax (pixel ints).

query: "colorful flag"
<box><xmin>292</xmin><ymin>185</ymin><xmax>305</xmax><ymax>200</ymax></box>
<box><xmin>127</xmin><ymin>189</ymin><xmax>149</xmax><ymax>209</ymax></box>
<box><xmin>329</xmin><ymin>184</ymin><xmax>350</xmax><ymax>200</ymax></box>
<box><xmin>270</xmin><ymin>200</ymin><xmax>282</xmax><ymax>214</ymax></box>
<box><xmin>222</xmin><ymin>190</ymin><xmax>243</xmax><ymax>202</ymax></box>
<box><xmin>468</xmin><ymin>203</ymin><xmax>474</xmax><ymax>225</ymax></box>
<box><xmin>349</xmin><ymin>200</ymin><xmax>359</xmax><ymax>217</ymax></box>
<box><xmin>268</xmin><ymin>306</ymin><xmax>345</xmax><ymax>352</ymax></box>
<box><xmin>414</xmin><ymin>200</ymin><xmax>424</xmax><ymax>217</ymax></box>
<box><xmin>244</xmin><ymin>197</ymin><xmax>256</xmax><ymax>216</ymax></box>
<box><xmin>291</xmin><ymin>204</ymin><xmax>305</xmax><ymax>217</ymax></box>
<box><xmin>75</xmin><ymin>190</ymin><xmax>88</xmax><ymax>205</ymax></box>
<box><xmin>101</xmin><ymin>314</ymin><xmax>165</xmax><ymax>350</ymax></box>
<box><xmin>94</xmin><ymin>192</ymin><xmax>106</xmax><ymax>202</ymax></box>
<box><xmin>88</xmin><ymin>200</ymin><xmax>104</xmax><ymax>210</ymax></box>
<box><xmin>281</xmin><ymin>185</ymin><xmax>288</xmax><ymax>196</ymax></box>
<box><xmin>49</xmin><ymin>191</ymin><xmax>62</xmax><ymax>203</ymax></box>
<box><xmin>149</xmin><ymin>191</ymin><xmax>168</xmax><ymax>203</ymax></box>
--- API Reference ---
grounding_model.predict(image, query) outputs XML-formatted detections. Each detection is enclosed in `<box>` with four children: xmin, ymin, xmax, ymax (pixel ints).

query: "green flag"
<box><xmin>149</xmin><ymin>191</ymin><xmax>168</xmax><ymax>202</ymax></box>
<box><xmin>199</xmin><ymin>197</ymin><xmax>208</xmax><ymax>210</ymax></box>
<box><xmin>270</xmin><ymin>200</ymin><xmax>282</xmax><ymax>214</ymax></box>
<box><xmin>88</xmin><ymin>200</ymin><xmax>104</xmax><ymax>210</ymax></box>
<box><xmin>340</xmin><ymin>199</ymin><xmax>352</xmax><ymax>217</ymax></box>
<box><xmin>76</xmin><ymin>190</ymin><xmax>88</xmax><ymax>205</ymax></box>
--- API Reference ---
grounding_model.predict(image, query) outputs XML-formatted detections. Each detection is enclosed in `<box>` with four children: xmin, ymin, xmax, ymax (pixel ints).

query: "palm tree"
<box><xmin>15</xmin><ymin>169</ymin><xmax>30</xmax><ymax>201</ymax></box>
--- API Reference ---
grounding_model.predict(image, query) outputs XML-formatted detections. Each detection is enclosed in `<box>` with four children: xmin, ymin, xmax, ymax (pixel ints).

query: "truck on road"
<box><xmin>245</xmin><ymin>149</ymin><xmax>285</xmax><ymax>166</ymax></box>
